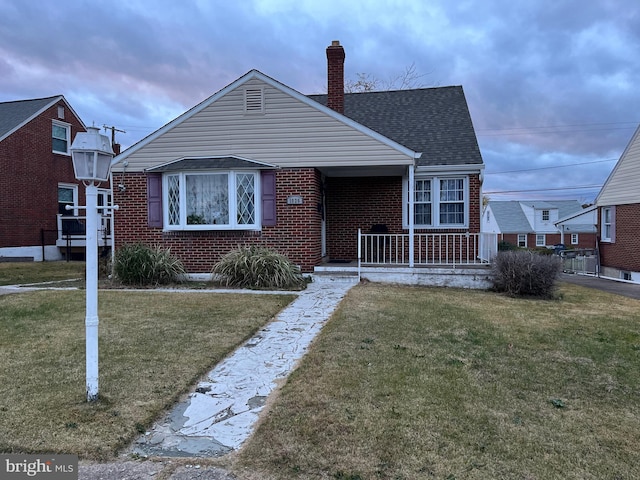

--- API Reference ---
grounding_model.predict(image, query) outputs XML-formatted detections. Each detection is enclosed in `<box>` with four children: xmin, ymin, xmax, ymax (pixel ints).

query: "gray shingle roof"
<box><xmin>308</xmin><ymin>86</ymin><xmax>483</xmax><ymax>166</ymax></box>
<box><xmin>147</xmin><ymin>156</ymin><xmax>277</xmax><ymax>172</ymax></box>
<box><xmin>489</xmin><ymin>200</ymin><xmax>585</xmax><ymax>233</ymax></box>
<box><xmin>0</xmin><ymin>96</ymin><xmax>61</xmax><ymax>141</ymax></box>
<box><xmin>519</xmin><ymin>200</ymin><xmax>583</xmax><ymax>219</ymax></box>
<box><xmin>489</xmin><ymin>201</ymin><xmax>533</xmax><ymax>232</ymax></box>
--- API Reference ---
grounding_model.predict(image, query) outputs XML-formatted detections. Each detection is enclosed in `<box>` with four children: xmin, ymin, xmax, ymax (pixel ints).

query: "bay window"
<box><xmin>405</xmin><ymin>175</ymin><xmax>468</xmax><ymax>228</ymax></box>
<box><xmin>164</xmin><ymin>171</ymin><xmax>259</xmax><ymax>230</ymax></box>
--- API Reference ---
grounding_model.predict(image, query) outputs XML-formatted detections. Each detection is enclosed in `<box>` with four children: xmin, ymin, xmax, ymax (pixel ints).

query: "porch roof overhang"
<box><xmin>317</xmin><ymin>161</ymin><xmax>484</xmax><ymax>178</ymax></box>
<box><xmin>415</xmin><ymin>163</ymin><xmax>485</xmax><ymax>175</ymax></box>
<box><xmin>317</xmin><ymin>164</ymin><xmax>409</xmax><ymax>177</ymax></box>
<box><xmin>145</xmin><ymin>155</ymin><xmax>279</xmax><ymax>172</ymax></box>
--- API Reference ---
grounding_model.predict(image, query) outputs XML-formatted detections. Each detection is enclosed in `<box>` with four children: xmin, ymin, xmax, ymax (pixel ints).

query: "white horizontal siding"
<box><xmin>598</xmin><ymin>126</ymin><xmax>640</xmax><ymax>206</ymax></box>
<box><xmin>114</xmin><ymin>78</ymin><xmax>413</xmax><ymax>173</ymax></box>
<box><xmin>481</xmin><ymin>206</ymin><xmax>502</xmax><ymax>233</ymax></box>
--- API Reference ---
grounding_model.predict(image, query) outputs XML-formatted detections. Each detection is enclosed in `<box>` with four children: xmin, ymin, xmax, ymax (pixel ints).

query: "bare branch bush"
<box><xmin>491</xmin><ymin>250</ymin><xmax>561</xmax><ymax>298</ymax></box>
<box><xmin>345</xmin><ymin>63</ymin><xmax>432</xmax><ymax>93</ymax></box>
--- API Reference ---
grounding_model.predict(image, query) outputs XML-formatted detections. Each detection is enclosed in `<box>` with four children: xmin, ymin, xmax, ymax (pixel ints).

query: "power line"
<box><xmin>484</xmin><ymin>184</ymin><xmax>602</xmax><ymax>195</ymax></box>
<box><xmin>478</xmin><ymin>127</ymin><xmax>636</xmax><ymax>137</ymax></box>
<box><xmin>476</xmin><ymin>121</ymin><xmax>638</xmax><ymax>133</ymax></box>
<box><xmin>485</xmin><ymin>158</ymin><xmax>617</xmax><ymax>175</ymax></box>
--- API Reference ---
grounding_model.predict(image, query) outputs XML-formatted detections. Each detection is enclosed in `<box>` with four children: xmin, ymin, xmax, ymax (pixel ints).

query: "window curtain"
<box><xmin>186</xmin><ymin>174</ymin><xmax>229</xmax><ymax>224</ymax></box>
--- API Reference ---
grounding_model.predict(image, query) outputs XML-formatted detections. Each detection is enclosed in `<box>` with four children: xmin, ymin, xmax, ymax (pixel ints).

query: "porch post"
<box><xmin>357</xmin><ymin>228</ymin><xmax>362</xmax><ymax>281</ymax></box>
<box><xmin>408</xmin><ymin>164</ymin><xmax>415</xmax><ymax>268</ymax></box>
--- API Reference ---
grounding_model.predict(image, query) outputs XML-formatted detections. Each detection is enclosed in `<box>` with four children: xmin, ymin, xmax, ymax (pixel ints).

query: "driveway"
<box><xmin>560</xmin><ymin>273</ymin><xmax>640</xmax><ymax>300</ymax></box>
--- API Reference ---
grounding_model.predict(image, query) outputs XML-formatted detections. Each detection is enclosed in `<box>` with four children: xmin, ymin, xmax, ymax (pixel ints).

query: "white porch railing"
<box><xmin>56</xmin><ymin>214</ymin><xmax>113</xmax><ymax>247</ymax></box>
<box><xmin>358</xmin><ymin>230</ymin><xmax>498</xmax><ymax>267</ymax></box>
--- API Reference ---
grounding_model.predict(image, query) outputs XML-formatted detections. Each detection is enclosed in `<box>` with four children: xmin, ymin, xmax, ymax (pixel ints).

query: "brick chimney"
<box><xmin>326</xmin><ymin>40</ymin><xmax>345</xmax><ymax>114</ymax></box>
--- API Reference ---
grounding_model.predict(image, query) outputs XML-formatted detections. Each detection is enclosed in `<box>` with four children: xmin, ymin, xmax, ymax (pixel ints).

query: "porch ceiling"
<box><xmin>317</xmin><ymin>164</ymin><xmax>407</xmax><ymax>177</ymax></box>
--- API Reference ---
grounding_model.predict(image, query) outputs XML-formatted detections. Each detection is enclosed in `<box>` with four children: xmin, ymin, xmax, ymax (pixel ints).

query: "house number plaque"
<box><xmin>287</xmin><ymin>195</ymin><xmax>304</xmax><ymax>205</ymax></box>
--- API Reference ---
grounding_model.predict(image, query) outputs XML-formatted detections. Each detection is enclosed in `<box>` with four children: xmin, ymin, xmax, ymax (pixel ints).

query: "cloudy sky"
<box><xmin>1</xmin><ymin>0</ymin><xmax>638</xmax><ymax>203</ymax></box>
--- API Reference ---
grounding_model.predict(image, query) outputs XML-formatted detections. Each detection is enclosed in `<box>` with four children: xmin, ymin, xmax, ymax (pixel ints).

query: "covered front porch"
<box><xmin>316</xmin><ymin>162</ymin><xmax>494</xmax><ymax>287</ymax></box>
<box><xmin>315</xmin><ymin>231</ymin><xmax>498</xmax><ymax>289</ymax></box>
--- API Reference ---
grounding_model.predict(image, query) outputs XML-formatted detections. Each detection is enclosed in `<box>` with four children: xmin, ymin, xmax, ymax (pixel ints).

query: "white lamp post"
<box><xmin>70</xmin><ymin>126</ymin><xmax>114</xmax><ymax>402</ymax></box>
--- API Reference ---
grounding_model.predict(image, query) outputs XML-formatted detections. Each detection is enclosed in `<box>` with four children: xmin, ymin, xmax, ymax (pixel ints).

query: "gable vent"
<box><xmin>244</xmin><ymin>88</ymin><xmax>264</xmax><ymax>113</ymax></box>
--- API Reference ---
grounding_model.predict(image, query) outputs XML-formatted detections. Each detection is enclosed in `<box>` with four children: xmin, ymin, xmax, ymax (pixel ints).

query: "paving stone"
<box><xmin>132</xmin><ymin>278</ymin><xmax>357</xmax><ymax>457</ymax></box>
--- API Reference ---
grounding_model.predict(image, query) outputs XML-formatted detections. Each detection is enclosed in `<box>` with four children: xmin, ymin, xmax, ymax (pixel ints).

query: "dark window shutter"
<box><xmin>261</xmin><ymin>170</ymin><xmax>276</xmax><ymax>226</ymax></box>
<box><xmin>147</xmin><ymin>173</ymin><xmax>163</xmax><ymax>227</ymax></box>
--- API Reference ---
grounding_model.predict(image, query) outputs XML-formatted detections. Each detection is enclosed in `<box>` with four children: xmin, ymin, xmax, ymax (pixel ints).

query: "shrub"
<box><xmin>491</xmin><ymin>250</ymin><xmax>561</xmax><ymax>298</ymax></box>
<box><xmin>531</xmin><ymin>246</ymin><xmax>555</xmax><ymax>255</ymax></box>
<box><xmin>498</xmin><ymin>241</ymin><xmax>519</xmax><ymax>251</ymax></box>
<box><xmin>114</xmin><ymin>243</ymin><xmax>185</xmax><ymax>286</ymax></box>
<box><xmin>212</xmin><ymin>246</ymin><xmax>306</xmax><ymax>290</ymax></box>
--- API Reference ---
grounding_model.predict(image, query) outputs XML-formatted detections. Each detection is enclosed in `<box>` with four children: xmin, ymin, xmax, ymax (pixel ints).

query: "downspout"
<box><xmin>408</xmin><ymin>163</ymin><xmax>415</xmax><ymax>268</ymax></box>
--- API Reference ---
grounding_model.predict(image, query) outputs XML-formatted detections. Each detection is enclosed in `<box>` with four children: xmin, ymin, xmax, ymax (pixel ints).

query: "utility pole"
<box><xmin>102</xmin><ymin>125</ymin><xmax>126</xmax><ymax>148</ymax></box>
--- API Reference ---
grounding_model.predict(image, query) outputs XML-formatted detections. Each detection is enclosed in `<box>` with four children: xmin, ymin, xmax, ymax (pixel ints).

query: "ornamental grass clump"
<box><xmin>114</xmin><ymin>243</ymin><xmax>185</xmax><ymax>286</ymax></box>
<box><xmin>212</xmin><ymin>246</ymin><xmax>306</xmax><ymax>290</ymax></box>
<box><xmin>491</xmin><ymin>250</ymin><xmax>561</xmax><ymax>298</ymax></box>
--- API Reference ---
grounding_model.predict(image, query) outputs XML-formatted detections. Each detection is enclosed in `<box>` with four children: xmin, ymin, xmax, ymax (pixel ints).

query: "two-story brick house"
<box><xmin>0</xmin><ymin>95</ymin><xmax>111</xmax><ymax>261</ymax></box>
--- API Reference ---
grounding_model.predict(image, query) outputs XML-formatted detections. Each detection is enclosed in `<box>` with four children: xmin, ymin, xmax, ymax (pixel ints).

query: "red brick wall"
<box><xmin>0</xmin><ymin>100</ymin><xmax>87</xmax><ymax>248</ymax></box>
<box><xmin>113</xmin><ymin>168</ymin><xmax>323</xmax><ymax>273</ymax></box>
<box><xmin>599</xmin><ymin>203</ymin><xmax>640</xmax><ymax>272</ymax></box>
<box><xmin>325</xmin><ymin>174</ymin><xmax>482</xmax><ymax>261</ymax></box>
<box><xmin>469</xmin><ymin>174</ymin><xmax>481</xmax><ymax>233</ymax></box>
<box><xmin>113</xmin><ymin>170</ymin><xmax>485</xmax><ymax>272</ymax></box>
<box><xmin>326</xmin><ymin>176</ymin><xmax>404</xmax><ymax>260</ymax></box>
<box><xmin>500</xmin><ymin>233</ymin><xmax>596</xmax><ymax>249</ymax></box>
<box><xmin>326</xmin><ymin>42</ymin><xmax>345</xmax><ymax>114</ymax></box>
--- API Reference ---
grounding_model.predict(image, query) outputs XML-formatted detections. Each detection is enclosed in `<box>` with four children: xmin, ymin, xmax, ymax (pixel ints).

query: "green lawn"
<box><xmin>0</xmin><ymin>261</ymin><xmax>85</xmax><ymax>285</ymax></box>
<box><xmin>0</xmin><ymin>289</ymin><xmax>295</xmax><ymax>460</ymax></box>
<box><xmin>3</xmin><ymin>262</ymin><xmax>639</xmax><ymax>478</ymax></box>
<box><xmin>236</xmin><ymin>282</ymin><xmax>640</xmax><ymax>479</ymax></box>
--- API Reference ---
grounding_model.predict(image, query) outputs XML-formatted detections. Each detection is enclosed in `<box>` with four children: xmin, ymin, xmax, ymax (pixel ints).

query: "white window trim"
<box><xmin>571</xmin><ymin>233</ymin><xmax>579</xmax><ymax>245</ymax></box>
<box><xmin>403</xmin><ymin>175</ymin><xmax>469</xmax><ymax>229</ymax></box>
<box><xmin>58</xmin><ymin>183</ymin><xmax>78</xmax><ymax>215</ymax></box>
<box><xmin>52</xmin><ymin>120</ymin><xmax>71</xmax><ymax>155</ymax></box>
<box><xmin>518</xmin><ymin>234</ymin><xmax>527</xmax><ymax>247</ymax></box>
<box><xmin>541</xmin><ymin>209</ymin><xmax>550</xmax><ymax>221</ymax></box>
<box><xmin>601</xmin><ymin>207</ymin><xmax>612</xmax><ymax>242</ymax></box>
<box><xmin>163</xmin><ymin>170</ymin><xmax>261</xmax><ymax>231</ymax></box>
<box><xmin>536</xmin><ymin>234</ymin><xmax>546</xmax><ymax>247</ymax></box>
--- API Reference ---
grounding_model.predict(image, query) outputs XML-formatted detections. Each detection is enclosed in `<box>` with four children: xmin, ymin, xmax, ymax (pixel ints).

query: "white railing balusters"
<box><xmin>358</xmin><ymin>232</ymin><xmax>499</xmax><ymax>266</ymax></box>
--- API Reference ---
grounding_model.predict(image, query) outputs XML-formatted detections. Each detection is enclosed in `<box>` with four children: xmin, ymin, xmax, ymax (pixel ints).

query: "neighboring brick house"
<box><xmin>482</xmin><ymin>200</ymin><xmax>596</xmax><ymax>249</ymax></box>
<box><xmin>0</xmin><ymin>95</ymin><xmax>105</xmax><ymax>261</ymax></box>
<box><xmin>111</xmin><ymin>41</ymin><xmax>485</xmax><ymax>274</ymax></box>
<box><xmin>595</xmin><ymin>125</ymin><xmax>640</xmax><ymax>282</ymax></box>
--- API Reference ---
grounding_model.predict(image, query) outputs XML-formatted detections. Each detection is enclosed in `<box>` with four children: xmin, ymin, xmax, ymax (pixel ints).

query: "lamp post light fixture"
<box><xmin>70</xmin><ymin>126</ymin><xmax>115</xmax><ymax>402</ymax></box>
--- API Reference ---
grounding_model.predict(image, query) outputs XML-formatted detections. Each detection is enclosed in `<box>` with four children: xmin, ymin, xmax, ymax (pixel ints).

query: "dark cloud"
<box><xmin>0</xmin><ymin>0</ymin><xmax>637</xmax><ymax>201</ymax></box>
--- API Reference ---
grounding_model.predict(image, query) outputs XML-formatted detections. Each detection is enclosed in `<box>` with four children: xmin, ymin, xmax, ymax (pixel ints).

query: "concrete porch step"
<box><xmin>312</xmin><ymin>271</ymin><xmax>360</xmax><ymax>284</ymax></box>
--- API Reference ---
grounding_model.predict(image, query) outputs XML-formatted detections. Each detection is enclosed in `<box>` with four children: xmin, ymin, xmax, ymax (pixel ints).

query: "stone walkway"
<box><xmin>130</xmin><ymin>277</ymin><xmax>357</xmax><ymax>458</ymax></box>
